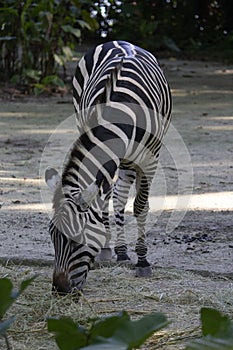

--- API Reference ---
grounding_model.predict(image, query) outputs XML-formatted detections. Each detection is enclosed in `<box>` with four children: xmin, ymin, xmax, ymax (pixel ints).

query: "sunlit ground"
<box><xmin>2</xmin><ymin>191</ymin><xmax>233</xmax><ymax>212</ymax></box>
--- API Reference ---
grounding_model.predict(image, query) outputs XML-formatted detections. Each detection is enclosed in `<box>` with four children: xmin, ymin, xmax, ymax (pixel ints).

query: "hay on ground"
<box><xmin>1</xmin><ymin>262</ymin><xmax>233</xmax><ymax>350</ymax></box>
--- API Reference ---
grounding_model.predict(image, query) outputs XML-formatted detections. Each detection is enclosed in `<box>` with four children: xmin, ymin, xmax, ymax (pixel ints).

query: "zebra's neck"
<box><xmin>61</xmin><ymin>121</ymin><xmax>125</xmax><ymax>198</ymax></box>
<box><xmin>62</xmin><ymin>138</ymin><xmax>92</xmax><ymax>191</ymax></box>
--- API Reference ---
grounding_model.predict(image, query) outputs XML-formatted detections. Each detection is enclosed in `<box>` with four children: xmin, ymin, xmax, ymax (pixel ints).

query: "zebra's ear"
<box><xmin>45</xmin><ymin>167</ymin><xmax>61</xmax><ymax>192</ymax></box>
<box><xmin>74</xmin><ymin>182</ymin><xmax>99</xmax><ymax>209</ymax></box>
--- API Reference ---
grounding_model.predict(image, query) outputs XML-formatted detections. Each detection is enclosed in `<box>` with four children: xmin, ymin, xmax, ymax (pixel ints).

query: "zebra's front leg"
<box><xmin>113</xmin><ymin>168</ymin><xmax>136</xmax><ymax>262</ymax></box>
<box><xmin>134</xmin><ymin>171</ymin><xmax>153</xmax><ymax>277</ymax></box>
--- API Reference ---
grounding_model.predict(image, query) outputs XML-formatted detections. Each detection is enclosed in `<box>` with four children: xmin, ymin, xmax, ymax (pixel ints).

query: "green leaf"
<box><xmin>48</xmin><ymin>317</ymin><xmax>87</xmax><ymax>350</ymax></box>
<box><xmin>34</xmin><ymin>84</ymin><xmax>46</xmax><ymax>95</ymax></box>
<box><xmin>186</xmin><ymin>308</ymin><xmax>233</xmax><ymax>350</ymax></box>
<box><xmin>20</xmin><ymin>275</ymin><xmax>37</xmax><ymax>294</ymax></box>
<box><xmin>0</xmin><ymin>276</ymin><xmax>36</xmax><ymax>319</ymax></box>
<box><xmin>11</xmin><ymin>275</ymin><xmax>37</xmax><ymax>299</ymax></box>
<box><xmin>76</xmin><ymin>19</ymin><xmax>91</xmax><ymax>31</ymax></box>
<box><xmin>0</xmin><ymin>8</ymin><xmax>18</xmax><ymax>16</ymax></box>
<box><xmin>62</xmin><ymin>46</ymin><xmax>73</xmax><ymax>60</ymax></box>
<box><xmin>61</xmin><ymin>25</ymin><xmax>81</xmax><ymax>38</ymax></box>
<box><xmin>201</xmin><ymin>308</ymin><xmax>232</xmax><ymax>337</ymax></box>
<box><xmin>112</xmin><ymin>312</ymin><xmax>168</xmax><ymax>349</ymax></box>
<box><xmin>23</xmin><ymin>69</ymin><xmax>41</xmax><ymax>82</ymax></box>
<box><xmin>0</xmin><ymin>278</ymin><xmax>14</xmax><ymax>318</ymax></box>
<box><xmin>0</xmin><ymin>317</ymin><xmax>15</xmax><ymax>335</ymax></box>
<box><xmin>41</xmin><ymin>75</ymin><xmax>65</xmax><ymax>87</ymax></box>
<box><xmin>10</xmin><ymin>74</ymin><xmax>20</xmax><ymax>84</ymax></box>
<box><xmin>54</xmin><ymin>54</ymin><xmax>65</xmax><ymax>66</ymax></box>
<box><xmin>90</xmin><ymin>311</ymin><xmax>130</xmax><ymax>341</ymax></box>
<box><xmin>186</xmin><ymin>336</ymin><xmax>233</xmax><ymax>350</ymax></box>
<box><xmin>81</xmin><ymin>10</ymin><xmax>99</xmax><ymax>31</ymax></box>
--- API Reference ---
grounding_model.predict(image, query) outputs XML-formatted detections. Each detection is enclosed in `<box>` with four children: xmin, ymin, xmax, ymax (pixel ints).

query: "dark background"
<box><xmin>1</xmin><ymin>0</ymin><xmax>232</xmax><ymax>90</ymax></box>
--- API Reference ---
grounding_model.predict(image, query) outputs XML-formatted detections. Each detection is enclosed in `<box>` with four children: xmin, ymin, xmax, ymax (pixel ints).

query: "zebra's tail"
<box><xmin>106</xmin><ymin>58</ymin><xmax>123</xmax><ymax>103</ymax></box>
<box><xmin>95</xmin><ymin>58</ymin><xmax>123</xmax><ymax>125</ymax></box>
<box><xmin>97</xmin><ymin>58</ymin><xmax>123</xmax><ymax>106</ymax></box>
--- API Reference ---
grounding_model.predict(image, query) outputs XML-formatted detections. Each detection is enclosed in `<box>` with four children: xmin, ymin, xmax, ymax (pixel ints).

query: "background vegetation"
<box><xmin>0</xmin><ymin>0</ymin><xmax>232</xmax><ymax>92</ymax></box>
<box><xmin>97</xmin><ymin>0</ymin><xmax>233</xmax><ymax>59</ymax></box>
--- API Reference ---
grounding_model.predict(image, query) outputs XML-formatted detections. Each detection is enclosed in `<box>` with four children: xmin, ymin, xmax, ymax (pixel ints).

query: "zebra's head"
<box><xmin>45</xmin><ymin>168</ymin><xmax>101</xmax><ymax>295</ymax></box>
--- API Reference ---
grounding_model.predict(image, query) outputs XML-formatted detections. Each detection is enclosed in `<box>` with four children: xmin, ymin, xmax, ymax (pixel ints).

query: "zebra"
<box><xmin>45</xmin><ymin>40</ymin><xmax>172</xmax><ymax>294</ymax></box>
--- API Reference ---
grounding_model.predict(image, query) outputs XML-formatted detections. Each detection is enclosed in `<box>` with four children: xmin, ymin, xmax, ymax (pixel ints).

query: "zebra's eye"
<box><xmin>66</xmin><ymin>197</ymin><xmax>89</xmax><ymax>213</ymax></box>
<box><xmin>76</xmin><ymin>202</ymin><xmax>89</xmax><ymax>212</ymax></box>
<box><xmin>70</xmin><ymin>240</ymin><xmax>80</xmax><ymax>253</ymax></box>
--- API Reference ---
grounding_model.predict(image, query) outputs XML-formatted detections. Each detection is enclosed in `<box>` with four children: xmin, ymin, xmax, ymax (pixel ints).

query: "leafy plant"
<box><xmin>0</xmin><ymin>276</ymin><xmax>36</xmax><ymax>349</ymax></box>
<box><xmin>186</xmin><ymin>308</ymin><xmax>233</xmax><ymax>350</ymax></box>
<box><xmin>0</xmin><ymin>0</ymin><xmax>98</xmax><ymax>90</ymax></box>
<box><xmin>48</xmin><ymin>311</ymin><xmax>168</xmax><ymax>350</ymax></box>
<box><xmin>34</xmin><ymin>75</ymin><xmax>66</xmax><ymax>95</ymax></box>
<box><xmin>99</xmin><ymin>0</ymin><xmax>233</xmax><ymax>59</ymax></box>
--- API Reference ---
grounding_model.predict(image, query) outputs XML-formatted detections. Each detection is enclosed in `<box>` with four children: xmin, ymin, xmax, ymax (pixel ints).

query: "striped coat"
<box><xmin>45</xmin><ymin>41</ymin><xmax>172</xmax><ymax>294</ymax></box>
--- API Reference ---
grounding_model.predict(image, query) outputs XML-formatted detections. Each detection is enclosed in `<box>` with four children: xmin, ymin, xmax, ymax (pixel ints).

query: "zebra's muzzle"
<box><xmin>52</xmin><ymin>271</ymin><xmax>83</xmax><ymax>297</ymax></box>
<box><xmin>52</xmin><ymin>271</ymin><xmax>72</xmax><ymax>295</ymax></box>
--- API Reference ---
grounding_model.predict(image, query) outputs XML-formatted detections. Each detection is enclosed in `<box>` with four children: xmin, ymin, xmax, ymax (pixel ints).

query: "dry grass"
<box><xmin>1</xmin><ymin>262</ymin><xmax>233</xmax><ymax>350</ymax></box>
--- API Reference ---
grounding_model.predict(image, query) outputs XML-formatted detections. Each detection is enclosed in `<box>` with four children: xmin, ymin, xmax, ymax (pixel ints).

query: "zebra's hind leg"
<box><xmin>97</xmin><ymin>189</ymin><xmax>112</xmax><ymax>261</ymax></box>
<box><xmin>113</xmin><ymin>168</ymin><xmax>136</xmax><ymax>262</ymax></box>
<box><xmin>134</xmin><ymin>170</ymin><xmax>154</xmax><ymax>277</ymax></box>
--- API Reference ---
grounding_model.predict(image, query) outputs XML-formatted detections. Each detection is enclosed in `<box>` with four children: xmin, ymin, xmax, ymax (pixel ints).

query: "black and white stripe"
<box><xmin>45</xmin><ymin>40</ymin><xmax>172</xmax><ymax>294</ymax></box>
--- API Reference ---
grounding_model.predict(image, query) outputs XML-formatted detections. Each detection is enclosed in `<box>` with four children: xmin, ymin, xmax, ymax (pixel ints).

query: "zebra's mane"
<box><xmin>52</xmin><ymin>138</ymin><xmax>82</xmax><ymax>211</ymax></box>
<box><xmin>52</xmin><ymin>183</ymin><xmax>64</xmax><ymax>211</ymax></box>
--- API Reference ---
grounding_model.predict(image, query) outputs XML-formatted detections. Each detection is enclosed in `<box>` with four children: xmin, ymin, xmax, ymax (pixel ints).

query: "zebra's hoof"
<box><xmin>116</xmin><ymin>253</ymin><xmax>131</xmax><ymax>262</ymax></box>
<box><xmin>135</xmin><ymin>266</ymin><xmax>152</xmax><ymax>278</ymax></box>
<box><xmin>96</xmin><ymin>248</ymin><xmax>112</xmax><ymax>261</ymax></box>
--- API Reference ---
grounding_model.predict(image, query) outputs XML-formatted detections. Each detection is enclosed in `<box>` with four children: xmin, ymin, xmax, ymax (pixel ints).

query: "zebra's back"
<box><xmin>73</xmin><ymin>41</ymin><xmax>171</xmax><ymax>134</ymax></box>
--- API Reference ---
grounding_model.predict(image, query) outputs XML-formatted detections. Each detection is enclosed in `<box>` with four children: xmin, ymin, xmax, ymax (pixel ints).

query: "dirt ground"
<box><xmin>0</xmin><ymin>58</ymin><xmax>233</xmax><ymax>349</ymax></box>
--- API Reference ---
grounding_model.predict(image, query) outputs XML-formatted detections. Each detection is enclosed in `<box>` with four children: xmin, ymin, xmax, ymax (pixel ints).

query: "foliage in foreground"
<box><xmin>47</xmin><ymin>307</ymin><xmax>233</xmax><ymax>350</ymax></box>
<box><xmin>0</xmin><ymin>276</ymin><xmax>36</xmax><ymax>349</ymax></box>
<box><xmin>187</xmin><ymin>308</ymin><xmax>233</xmax><ymax>350</ymax></box>
<box><xmin>1</xmin><ymin>276</ymin><xmax>233</xmax><ymax>349</ymax></box>
<box><xmin>48</xmin><ymin>311</ymin><xmax>168</xmax><ymax>350</ymax></box>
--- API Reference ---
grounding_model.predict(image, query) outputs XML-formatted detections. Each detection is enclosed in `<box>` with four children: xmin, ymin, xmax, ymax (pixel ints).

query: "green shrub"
<box><xmin>0</xmin><ymin>0</ymin><xmax>98</xmax><ymax>90</ymax></box>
